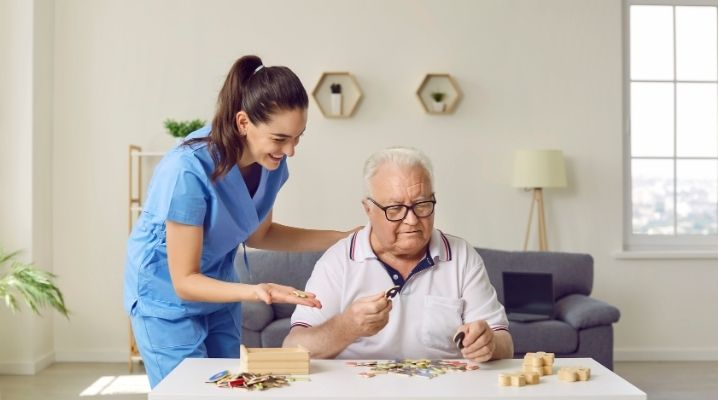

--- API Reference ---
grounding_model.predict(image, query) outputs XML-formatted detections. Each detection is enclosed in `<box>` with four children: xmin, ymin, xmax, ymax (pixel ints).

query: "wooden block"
<box><xmin>511</xmin><ymin>374</ymin><xmax>526</xmax><ymax>386</ymax></box>
<box><xmin>239</xmin><ymin>345</ymin><xmax>310</xmax><ymax>375</ymax></box>
<box><xmin>524</xmin><ymin>371</ymin><xmax>540</xmax><ymax>384</ymax></box>
<box><xmin>523</xmin><ymin>365</ymin><xmax>544</xmax><ymax>376</ymax></box>
<box><xmin>498</xmin><ymin>373</ymin><xmax>512</xmax><ymax>386</ymax></box>
<box><xmin>558</xmin><ymin>366</ymin><xmax>591</xmax><ymax>382</ymax></box>
<box><xmin>523</xmin><ymin>351</ymin><xmax>555</xmax><ymax>368</ymax></box>
<box><xmin>576</xmin><ymin>367</ymin><xmax>591</xmax><ymax>381</ymax></box>
<box><xmin>529</xmin><ymin>356</ymin><xmax>544</xmax><ymax>367</ymax></box>
<box><xmin>498</xmin><ymin>371</ymin><xmax>537</xmax><ymax>387</ymax></box>
<box><xmin>558</xmin><ymin>368</ymin><xmax>577</xmax><ymax>382</ymax></box>
<box><xmin>541</xmin><ymin>352</ymin><xmax>555</xmax><ymax>365</ymax></box>
<box><xmin>542</xmin><ymin>365</ymin><xmax>553</xmax><ymax>375</ymax></box>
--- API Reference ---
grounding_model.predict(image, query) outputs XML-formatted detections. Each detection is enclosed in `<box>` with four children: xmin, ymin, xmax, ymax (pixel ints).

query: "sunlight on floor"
<box><xmin>79</xmin><ymin>375</ymin><xmax>150</xmax><ymax>396</ymax></box>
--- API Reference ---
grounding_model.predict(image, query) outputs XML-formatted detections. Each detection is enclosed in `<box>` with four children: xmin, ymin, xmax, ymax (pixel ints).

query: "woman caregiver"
<box><xmin>124</xmin><ymin>55</ymin><xmax>354</xmax><ymax>387</ymax></box>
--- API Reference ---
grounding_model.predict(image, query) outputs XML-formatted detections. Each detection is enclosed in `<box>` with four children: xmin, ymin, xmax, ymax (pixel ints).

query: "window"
<box><xmin>626</xmin><ymin>1</ymin><xmax>718</xmax><ymax>250</ymax></box>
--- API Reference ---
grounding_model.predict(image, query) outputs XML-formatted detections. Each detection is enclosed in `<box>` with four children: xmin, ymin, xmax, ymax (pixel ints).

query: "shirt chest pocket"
<box><xmin>420</xmin><ymin>295</ymin><xmax>464</xmax><ymax>352</ymax></box>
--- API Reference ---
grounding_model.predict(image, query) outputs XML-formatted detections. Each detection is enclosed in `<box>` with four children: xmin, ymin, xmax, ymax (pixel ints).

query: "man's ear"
<box><xmin>361</xmin><ymin>199</ymin><xmax>371</xmax><ymax>215</ymax></box>
<box><xmin>235</xmin><ymin>111</ymin><xmax>249</xmax><ymax>134</ymax></box>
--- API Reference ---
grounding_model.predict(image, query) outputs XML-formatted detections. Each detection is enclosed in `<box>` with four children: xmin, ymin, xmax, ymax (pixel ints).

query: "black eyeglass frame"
<box><xmin>365</xmin><ymin>195</ymin><xmax>437</xmax><ymax>222</ymax></box>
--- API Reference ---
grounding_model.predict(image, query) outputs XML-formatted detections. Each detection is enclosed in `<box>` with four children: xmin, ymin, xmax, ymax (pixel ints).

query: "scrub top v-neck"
<box><xmin>124</xmin><ymin>126</ymin><xmax>289</xmax><ymax>320</ymax></box>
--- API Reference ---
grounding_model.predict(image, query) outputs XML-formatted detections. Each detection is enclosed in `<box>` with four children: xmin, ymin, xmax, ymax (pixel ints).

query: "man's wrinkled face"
<box><xmin>364</xmin><ymin>163</ymin><xmax>434</xmax><ymax>258</ymax></box>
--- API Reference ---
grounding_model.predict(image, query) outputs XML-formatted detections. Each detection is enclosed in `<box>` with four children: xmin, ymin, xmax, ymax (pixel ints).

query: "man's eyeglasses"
<box><xmin>366</xmin><ymin>196</ymin><xmax>437</xmax><ymax>222</ymax></box>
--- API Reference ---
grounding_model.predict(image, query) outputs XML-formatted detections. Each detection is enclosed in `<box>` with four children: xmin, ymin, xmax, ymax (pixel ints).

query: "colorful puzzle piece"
<box><xmin>349</xmin><ymin>359</ymin><xmax>479</xmax><ymax>379</ymax></box>
<box><xmin>206</xmin><ymin>370</ymin><xmax>299</xmax><ymax>390</ymax></box>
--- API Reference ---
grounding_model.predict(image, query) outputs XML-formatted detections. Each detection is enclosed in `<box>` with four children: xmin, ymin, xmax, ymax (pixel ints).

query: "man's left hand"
<box><xmin>456</xmin><ymin>320</ymin><xmax>496</xmax><ymax>362</ymax></box>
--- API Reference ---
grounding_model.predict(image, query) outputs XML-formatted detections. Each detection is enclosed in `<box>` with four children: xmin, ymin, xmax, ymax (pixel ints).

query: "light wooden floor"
<box><xmin>0</xmin><ymin>361</ymin><xmax>716</xmax><ymax>399</ymax></box>
<box><xmin>614</xmin><ymin>361</ymin><xmax>718</xmax><ymax>400</ymax></box>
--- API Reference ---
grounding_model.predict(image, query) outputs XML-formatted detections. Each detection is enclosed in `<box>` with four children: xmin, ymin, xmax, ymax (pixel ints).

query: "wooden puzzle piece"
<box><xmin>498</xmin><ymin>371</ymin><xmax>540</xmax><ymax>387</ymax></box>
<box><xmin>523</xmin><ymin>351</ymin><xmax>555</xmax><ymax>367</ymax></box>
<box><xmin>522</xmin><ymin>351</ymin><xmax>555</xmax><ymax>376</ymax></box>
<box><xmin>522</xmin><ymin>365</ymin><xmax>552</xmax><ymax>376</ymax></box>
<box><xmin>558</xmin><ymin>366</ymin><xmax>591</xmax><ymax>382</ymax></box>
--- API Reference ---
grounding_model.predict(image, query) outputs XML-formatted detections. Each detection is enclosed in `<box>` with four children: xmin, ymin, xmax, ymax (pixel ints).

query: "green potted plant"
<box><xmin>329</xmin><ymin>83</ymin><xmax>342</xmax><ymax>116</ymax></box>
<box><xmin>430</xmin><ymin>91</ymin><xmax>446</xmax><ymax>112</ymax></box>
<box><xmin>1</xmin><ymin>248</ymin><xmax>69</xmax><ymax>317</ymax></box>
<box><xmin>164</xmin><ymin>119</ymin><xmax>206</xmax><ymax>144</ymax></box>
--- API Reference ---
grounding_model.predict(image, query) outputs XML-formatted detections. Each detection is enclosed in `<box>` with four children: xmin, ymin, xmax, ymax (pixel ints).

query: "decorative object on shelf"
<box><xmin>416</xmin><ymin>73</ymin><xmax>462</xmax><ymax>114</ymax></box>
<box><xmin>430</xmin><ymin>91</ymin><xmax>446</xmax><ymax>112</ymax></box>
<box><xmin>312</xmin><ymin>72</ymin><xmax>363</xmax><ymax>118</ymax></box>
<box><xmin>0</xmin><ymin>247</ymin><xmax>69</xmax><ymax>318</ymax></box>
<box><xmin>512</xmin><ymin>149</ymin><xmax>567</xmax><ymax>251</ymax></box>
<box><xmin>329</xmin><ymin>83</ymin><xmax>342</xmax><ymax>116</ymax></box>
<box><xmin>164</xmin><ymin>118</ymin><xmax>205</xmax><ymax>144</ymax></box>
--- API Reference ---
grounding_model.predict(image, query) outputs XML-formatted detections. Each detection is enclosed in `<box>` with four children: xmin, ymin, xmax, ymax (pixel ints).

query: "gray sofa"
<box><xmin>236</xmin><ymin>248</ymin><xmax>620</xmax><ymax>369</ymax></box>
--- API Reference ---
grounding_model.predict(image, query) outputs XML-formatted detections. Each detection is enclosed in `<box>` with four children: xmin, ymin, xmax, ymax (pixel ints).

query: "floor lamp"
<box><xmin>512</xmin><ymin>150</ymin><xmax>567</xmax><ymax>251</ymax></box>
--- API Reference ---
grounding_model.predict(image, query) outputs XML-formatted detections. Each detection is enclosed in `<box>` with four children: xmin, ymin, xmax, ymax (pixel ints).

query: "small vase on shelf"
<box><xmin>430</xmin><ymin>92</ymin><xmax>446</xmax><ymax>113</ymax></box>
<box><xmin>330</xmin><ymin>83</ymin><xmax>342</xmax><ymax>116</ymax></box>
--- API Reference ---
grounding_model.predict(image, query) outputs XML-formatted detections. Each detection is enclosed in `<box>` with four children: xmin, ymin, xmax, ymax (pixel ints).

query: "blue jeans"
<box><xmin>130</xmin><ymin>303</ymin><xmax>242</xmax><ymax>388</ymax></box>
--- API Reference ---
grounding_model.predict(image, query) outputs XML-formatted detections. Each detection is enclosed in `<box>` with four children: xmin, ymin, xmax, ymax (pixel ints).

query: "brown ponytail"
<box><xmin>185</xmin><ymin>55</ymin><xmax>308</xmax><ymax>181</ymax></box>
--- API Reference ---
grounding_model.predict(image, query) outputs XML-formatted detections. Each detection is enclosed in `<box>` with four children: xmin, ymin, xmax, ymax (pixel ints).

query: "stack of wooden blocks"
<box><xmin>498</xmin><ymin>351</ymin><xmax>555</xmax><ymax>387</ymax></box>
<box><xmin>523</xmin><ymin>351</ymin><xmax>555</xmax><ymax>376</ymax></box>
<box><xmin>239</xmin><ymin>345</ymin><xmax>310</xmax><ymax>375</ymax></box>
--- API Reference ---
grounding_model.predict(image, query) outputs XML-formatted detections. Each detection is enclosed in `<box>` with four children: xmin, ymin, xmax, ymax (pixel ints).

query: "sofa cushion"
<box><xmin>261</xmin><ymin>318</ymin><xmax>291</xmax><ymax>348</ymax></box>
<box><xmin>508</xmin><ymin>319</ymin><xmax>578</xmax><ymax>354</ymax></box>
<box><xmin>555</xmin><ymin>294</ymin><xmax>621</xmax><ymax>329</ymax></box>
<box><xmin>240</xmin><ymin>301</ymin><xmax>274</xmax><ymax>331</ymax></box>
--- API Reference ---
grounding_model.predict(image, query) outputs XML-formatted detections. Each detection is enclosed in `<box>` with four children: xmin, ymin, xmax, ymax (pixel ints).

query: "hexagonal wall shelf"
<box><xmin>312</xmin><ymin>72</ymin><xmax>363</xmax><ymax>118</ymax></box>
<box><xmin>416</xmin><ymin>73</ymin><xmax>462</xmax><ymax>115</ymax></box>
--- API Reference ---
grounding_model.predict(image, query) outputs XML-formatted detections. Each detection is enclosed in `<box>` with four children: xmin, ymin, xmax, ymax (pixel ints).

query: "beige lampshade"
<box><xmin>512</xmin><ymin>149</ymin><xmax>567</xmax><ymax>188</ymax></box>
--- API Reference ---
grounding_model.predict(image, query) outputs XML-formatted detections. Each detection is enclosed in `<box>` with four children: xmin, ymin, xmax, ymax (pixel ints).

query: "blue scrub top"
<box><xmin>124</xmin><ymin>126</ymin><xmax>289</xmax><ymax>320</ymax></box>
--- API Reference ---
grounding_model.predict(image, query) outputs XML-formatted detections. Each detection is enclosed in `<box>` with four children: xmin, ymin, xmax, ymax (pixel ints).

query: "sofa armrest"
<box><xmin>555</xmin><ymin>294</ymin><xmax>620</xmax><ymax>330</ymax></box>
<box><xmin>240</xmin><ymin>301</ymin><xmax>275</xmax><ymax>331</ymax></box>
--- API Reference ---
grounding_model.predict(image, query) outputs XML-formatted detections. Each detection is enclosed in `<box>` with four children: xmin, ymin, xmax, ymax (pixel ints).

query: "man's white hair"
<box><xmin>363</xmin><ymin>147</ymin><xmax>434</xmax><ymax>197</ymax></box>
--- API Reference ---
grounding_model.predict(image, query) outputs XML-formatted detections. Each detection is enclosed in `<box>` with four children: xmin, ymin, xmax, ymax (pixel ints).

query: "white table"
<box><xmin>150</xmin><ymin>357</ymin><xmax>645</xmax><ymax>400</ymax></box>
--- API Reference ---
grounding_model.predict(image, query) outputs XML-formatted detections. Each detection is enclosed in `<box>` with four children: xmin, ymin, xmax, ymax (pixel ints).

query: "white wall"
<box><xmin>0</xmin><ymin>0</ymin><xmax>55</xmax><ymax>374</ymax></box>
<box><xmin>1</xmin><ymin>0</ymin><xmax>714</xmax><ymax>367</ymax></box>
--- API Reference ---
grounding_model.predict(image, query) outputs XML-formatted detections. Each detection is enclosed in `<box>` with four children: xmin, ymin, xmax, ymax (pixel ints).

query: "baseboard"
<box><xmin>54</xmin><ymin>349</ymin><xmax>128</xmax><ymax>363</ymax></box>
<box><xmin>0</xmin><ymin>351</ymin><xmax>55</xmax><ymax>375</ymax></box>
<box><xmin>615</xmin><ymin>348</ymin><xmax>718</xmax><ymax>361</ymax></box>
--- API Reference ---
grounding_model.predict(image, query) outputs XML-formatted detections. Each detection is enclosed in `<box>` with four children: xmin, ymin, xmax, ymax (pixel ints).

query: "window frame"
<box><xmin>623</xmin><ymin>0</ymin><xmax>718</xmax><ymax>251</ymax></box>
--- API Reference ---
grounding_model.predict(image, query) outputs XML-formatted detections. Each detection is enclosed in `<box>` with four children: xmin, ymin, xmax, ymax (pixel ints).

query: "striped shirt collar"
<box><xmin>349</xmin><ymin>223</ymin><xmax>452</xmax><ymax>262</ymax></box>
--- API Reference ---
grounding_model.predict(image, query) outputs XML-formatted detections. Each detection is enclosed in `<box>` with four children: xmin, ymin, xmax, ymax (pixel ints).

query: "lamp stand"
<box><xmin>523</xmin><ymin>188</ymin><xmax>548</xmax><ymax>251</ymax></box>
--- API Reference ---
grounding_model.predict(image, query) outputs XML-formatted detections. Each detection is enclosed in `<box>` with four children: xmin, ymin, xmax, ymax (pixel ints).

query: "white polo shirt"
<box><xmin>290</xmin><ymin>225</ymin><xmax>509</xmax><ymax>360</ymax></box>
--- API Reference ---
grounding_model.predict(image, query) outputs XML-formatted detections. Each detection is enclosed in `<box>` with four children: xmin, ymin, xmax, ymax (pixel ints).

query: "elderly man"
<box><xmin>283</xmin><ymin>147</ymin><xmax>513</xmax><ymax>361</ymax></box>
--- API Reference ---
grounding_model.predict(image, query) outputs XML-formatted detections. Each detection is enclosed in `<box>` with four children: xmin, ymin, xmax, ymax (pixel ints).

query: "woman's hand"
<box><xmin>252</xmin><ymin>283</ymin><xmax>322</xmax><ymax>308</ymax></box>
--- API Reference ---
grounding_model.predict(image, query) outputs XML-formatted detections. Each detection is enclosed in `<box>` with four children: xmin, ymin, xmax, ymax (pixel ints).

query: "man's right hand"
<box><xmin>342</xmin><ymin>292</ymin><xmax>392</xmax><ymax>337</ymax></box>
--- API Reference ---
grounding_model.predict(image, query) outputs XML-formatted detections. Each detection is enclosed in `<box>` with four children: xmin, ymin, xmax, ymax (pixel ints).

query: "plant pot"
<box><xmin>431</xmin><ymin>100</ymin><xmax>446</xmax><ymax>113</ymax></box>
<box><xmin>330</xmin><ymin>93</ymin><xmax>342</xmax><ymax>116</ymax></box>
